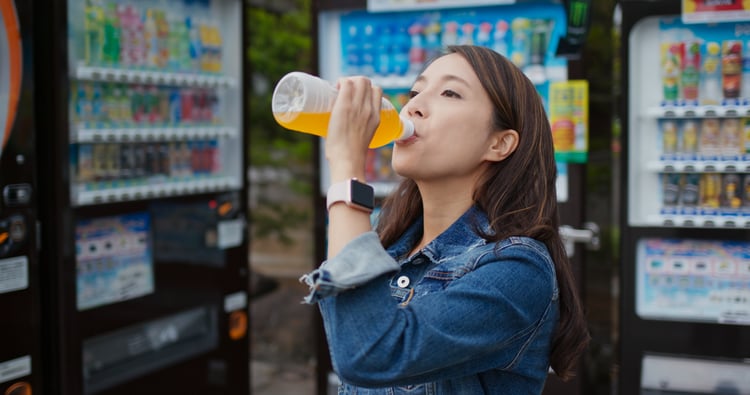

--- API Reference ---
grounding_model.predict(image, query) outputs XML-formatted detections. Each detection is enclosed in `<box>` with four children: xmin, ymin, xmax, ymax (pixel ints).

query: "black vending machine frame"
<box><xmin>33</xmin><ymin>1</ymin><xmax>250</xmax><ymax>394</ymax></box>
<box><xmin>0</xmin><ymin>1</ymin><xmax>39</xmax><ymax>394</ymax></box>
<box><xmin>617</xmin><ymin>1</ymin><xmax>750</xmax><ymax>394</ymax></box>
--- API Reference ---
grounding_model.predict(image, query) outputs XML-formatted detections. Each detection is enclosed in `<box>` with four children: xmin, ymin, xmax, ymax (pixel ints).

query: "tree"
<box><xmin>247</xmin><ymin>0</ymin><xmax>314</xmax><ymax>244</ymax></box>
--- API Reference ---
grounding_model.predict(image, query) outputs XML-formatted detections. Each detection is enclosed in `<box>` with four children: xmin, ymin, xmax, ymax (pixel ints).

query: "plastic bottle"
<box><xmin>476</xmin><ymin>22</ymin><xmax>492</xmax><ymax>48</ymax></box>
<box><xmin>84</xmin><ymin>0</ymin><xmax>104</xmax><ymax>66</ymax></box>
<box><xmin>681</xmin><ymin>40</ymin><xmax>701</xmax><ymax>105</ymax></box>
<box><xmin>742</xmin><ymin>40</ymin><xmax>750</xmax><ymax>103</ymax></box>
<box><xmin>360</xmin><ymin>24</ymin><xmax>376</xmax><ymax>76</ymax></box>
<box><xmin>344</xmin><ymin>25</ymin><xmax>361</xmax><ymax>75</ymax></box>
<box><xmin>407</xmin><ymin>23</ymin><xmax>426</xmax><ymax>75</ymax></box>
<box><xmin>271</xmin><ymin>71</ymin><xmax>414</xmax><ymax>149</ymax></box>
<box><xmin>493</xmin><ymin>20</ymin><xmax>509</xmax><ymax>56</ymax></box>
<box><xmin>102</xmin><ymin>2</ymin><xmax>121</xmax><ymax>66</ymax></box>
<box><xmin>423</xmin><ymin>21</ymin><xmax>442</xmax><ymax>62</ymax></box>
<box><xmin>375</xmin><ymin>24</ymin><xmax>393</xmax><ymax>76</ymax></box>
<box><xmin>144</xmin><ymin>8</ymin><xmax>159</xmax><ymax>68</ymax></box>
<box><xmin>701</xmin><ymin>42</ymin><xmax>721</xmax><ymax>105</ymax></box>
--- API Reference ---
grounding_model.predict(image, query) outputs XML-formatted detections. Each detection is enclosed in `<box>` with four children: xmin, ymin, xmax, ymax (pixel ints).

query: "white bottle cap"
<box><xmin>398</xmin><ymin>117</ymin><xmax>415</xmax><ymax>140</ymax></box>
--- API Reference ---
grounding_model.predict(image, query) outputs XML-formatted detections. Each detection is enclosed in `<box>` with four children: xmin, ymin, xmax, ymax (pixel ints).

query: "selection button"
<box><xmin>3</xmin><ymin>184</ymin><xmax>32</xmax><ymax>206</ymax></box>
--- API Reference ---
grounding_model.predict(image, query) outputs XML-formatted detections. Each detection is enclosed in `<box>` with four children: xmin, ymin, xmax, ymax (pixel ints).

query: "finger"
<box><xmin>348</xmin><ymin>77</ymin><xmax>373</xmax><ymax>113</ymax></box>
<box><xmin>371</xmin><ymin>85</ymin><xmax>383</xmax><ymax>109</ymax></box>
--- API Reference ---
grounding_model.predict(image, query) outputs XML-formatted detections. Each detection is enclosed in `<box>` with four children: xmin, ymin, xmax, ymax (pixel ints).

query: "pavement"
<box><xmin>249</xmin><ymin>266</ymin><xmax>319</xmax><ymax>395</ymax></box>
<box><xmin>248</xmin><ymin>172</ymin><xmax>320</xmax><ymax>395</ymax></box>
<box><xmin>251</xmin><ymin>359</ymin><xmax>316</xmax><ymax>395</ymax></box>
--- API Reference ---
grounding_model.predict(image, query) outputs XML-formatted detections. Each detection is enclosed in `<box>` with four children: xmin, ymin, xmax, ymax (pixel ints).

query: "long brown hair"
<box><xmin>376</xmin><ymin>45</ymin><xmax>590</xmax><ymax>380</ymax></box>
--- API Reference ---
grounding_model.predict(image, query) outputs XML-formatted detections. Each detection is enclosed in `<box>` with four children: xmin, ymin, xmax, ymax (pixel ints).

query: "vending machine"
<box><xmin>311</xmin><ymin>0</ymin><xmax>593</xmax><ymax>394</ymax></box>
<box><xmin>0</xmin><ymin>1</ymin><xmax>39</xmax><ymax>395</ymax></box>
<box><xmin>618</xmin><ymin>1</ymin><xmax>750</xmax><ymax>393</ymax></box>
<box><xmin>33</xmin><ymin>0</ymin><xmax>249</xmax><ymax>394</ymax></box>
<box><xmin>315</xmin><ymin>0</ymin><xmax>574</xmax><ymax>195</ymax></box>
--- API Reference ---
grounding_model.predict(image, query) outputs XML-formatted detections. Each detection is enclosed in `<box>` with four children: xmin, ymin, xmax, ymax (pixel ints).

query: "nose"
<box><xmin>401</xmin><ymin>96</ymin><xmax>424</xmax><ymax>119</ymax></box>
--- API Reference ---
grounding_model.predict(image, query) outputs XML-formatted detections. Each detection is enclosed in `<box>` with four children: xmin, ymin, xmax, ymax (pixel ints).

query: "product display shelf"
<box><xmin>71</xmin><ymin>124</ymin><xmax>238</xmax><ymax>143</ymax></box>
<box><xmin>73</xmin><ymin>175</ymin><xmax>240</xmax><ymax>206</ymax></box>
<box><xmin>646</xmin><ymin>213</ymin><xmax>750</xmax><ymax>228</ymax></box>
<box><xmin>646</xmin><ymin>160</ymin><xmax>750</xmax><ymax>173</ymax></box>
<box><xmin>74</xmin><ymin>64</ymin><xmax>236</xmax><ymax>88</ymax></box>
<box><xmin>68</xmin><ymin>44</ymin><xmax>241</xmax><ymax>206</ymax></box>
<box><xmin>645</xmin><ymin>105</ymin><xmax>750</xmax><ymax>118</ymax></box>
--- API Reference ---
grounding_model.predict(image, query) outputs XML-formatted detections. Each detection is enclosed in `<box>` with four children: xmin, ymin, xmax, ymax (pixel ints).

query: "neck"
<box><xmin>411</xmin><ymin>178</ymin><xmax>475</xmax><ymax>254</ymax></box>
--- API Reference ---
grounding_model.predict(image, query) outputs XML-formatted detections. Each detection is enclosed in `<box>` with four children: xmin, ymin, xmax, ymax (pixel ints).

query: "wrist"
<box><xmin>328</xmin><ymin>166</ymin><xmax>366</xmax><ymax>184</ymax></box>
<box><xmin>326</xmin><ymin>157</ymin><xmax>366</xmax><ymax>182</ymax></box>
<box><xmin>326</xmin><ymin>178</ymin><xmax>374</xmax><ymax>213</ymax></box>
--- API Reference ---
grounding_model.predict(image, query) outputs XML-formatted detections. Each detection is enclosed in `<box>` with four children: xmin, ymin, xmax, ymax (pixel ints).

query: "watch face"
<box><xmin>350</xmin><ymin>180</ymin><xmax>375</xmax><ymax>210</ymax></box>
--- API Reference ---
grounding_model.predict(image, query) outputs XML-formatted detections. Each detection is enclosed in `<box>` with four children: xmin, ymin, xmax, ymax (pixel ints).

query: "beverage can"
<box><xmin>680</xmin><ymin>119</ymin><xmax>698</xmax><ymax>158</ymax></box>
<box><xmin>699</xmin><ymin>118</ymin><xmax>721</xmax><ymax>158</ymax></box>
<box><xmin>720</xmin><ymin>174</ymin><xmax>742</xmax><ymax>209</ymax></box>
<box><xmin>720</xmin><ymin>118</ymin><xmax>742</xmax><ymax>158</ymax></box>
<box><xmin>742</xmin><ymin>174</ymin><xmax>750</xmax><ymax>208</ymax></box>
<box><xmin>700</xmin><ymin>173</ymin><xmax>722</xmax><ymax>210</ymax></box>
<box><xmin>681</xmin><ymin>173</ymin><xmax>700</xmax><ymax>208</ymax></box>
<box><xmin>663</xmin><ymin>173</ymin><xmax>681</xmax><ymax>207</ymax></box>
<box><xmin>661</xmin><ymin>119</ymin><xmax>678</xmax><ymax>155</ymax></box>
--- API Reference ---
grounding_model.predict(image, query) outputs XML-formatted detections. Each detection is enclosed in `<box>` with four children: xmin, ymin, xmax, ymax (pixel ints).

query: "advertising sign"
<box><xmin>682</xmin><ymin>0</ymin><xmax>750</xmax><ymax>24</ymax></box>
<box><xmin>75</xmin><ymin>212</ymin><xmax>154</xmax><ymax>311</ymax></box>
<box><xmin>549</xmin><ymin>80</ymin><xmax>588</xmax><ymax>162</ymax></box>
<box><xmin>636</xmin><ymin>238</ymin><xmax>750</xmax><ymax>326</ymax></box>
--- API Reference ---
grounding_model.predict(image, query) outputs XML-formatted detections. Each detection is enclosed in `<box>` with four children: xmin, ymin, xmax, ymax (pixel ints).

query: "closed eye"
<box><xmin>442</xmin><ymin>89</ymin><xmax>461</xmax><ymax>98</ymax></box>
<box><xmin>408</xmin><ymin>89</ymin><xmax>462</xmax><ymax>99</ymax></box>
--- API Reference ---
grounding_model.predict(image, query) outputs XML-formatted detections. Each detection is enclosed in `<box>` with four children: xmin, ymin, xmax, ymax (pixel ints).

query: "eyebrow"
<box><xmin>413</xmin><ymin>74</ymin><xmax>472</xmax><ymax>88</ymax></box>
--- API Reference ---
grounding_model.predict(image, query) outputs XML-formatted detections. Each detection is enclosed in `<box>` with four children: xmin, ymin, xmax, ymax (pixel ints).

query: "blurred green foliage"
<box><xmin>247</xmin><ymin>0</ymin><xmax>314</xmax><ymax>244</ymax></box>
<box><xmin>247</xmin><ymin>0</ymin><xmax>313</xmax><ymax>168</ymax></box>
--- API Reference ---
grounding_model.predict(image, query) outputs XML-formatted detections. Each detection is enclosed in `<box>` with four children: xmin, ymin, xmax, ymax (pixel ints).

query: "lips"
<box><xmin>396</xmin><ymin>129</ymin><xmax>418</xmax><ymax>145</ymax></box>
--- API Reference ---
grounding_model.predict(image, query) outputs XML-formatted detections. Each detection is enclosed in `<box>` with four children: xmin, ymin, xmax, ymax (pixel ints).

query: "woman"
<box><xmin>301</xmin><ymin>45</ymin><xmax>590</xmax><ymax>394</ymax></box>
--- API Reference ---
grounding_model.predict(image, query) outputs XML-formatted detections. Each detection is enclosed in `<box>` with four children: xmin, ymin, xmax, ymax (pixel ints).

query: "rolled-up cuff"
<box><xmin>299</xmin><ymin>231</ymin><xmax>399</xmax><ymax>304</ymax></box>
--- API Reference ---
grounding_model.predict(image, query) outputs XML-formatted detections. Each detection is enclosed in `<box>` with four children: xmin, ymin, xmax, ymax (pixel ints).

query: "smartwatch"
<box><xmin>326</xmin><ymin>178</ymin><xmax>375</xmax><ymax>213</ymax></box>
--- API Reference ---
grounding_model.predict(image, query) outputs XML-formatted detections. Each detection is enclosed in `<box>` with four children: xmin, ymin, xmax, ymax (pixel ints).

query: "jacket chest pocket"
<box><xmin>389</xmin><ymin>254</ymin><xmax>433</xmax><ymax>304</ymax></box>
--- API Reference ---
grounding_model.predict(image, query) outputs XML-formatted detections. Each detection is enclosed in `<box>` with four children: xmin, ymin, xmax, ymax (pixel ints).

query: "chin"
<box><xmin>390</xmin><ymin>163</ymin><xmax>415</xmax><ymax>179</ymax></box>
<box><xmin>391</xmin><ymin>148</ymin><xmax>423</xmax><ymax>179</ymax></box>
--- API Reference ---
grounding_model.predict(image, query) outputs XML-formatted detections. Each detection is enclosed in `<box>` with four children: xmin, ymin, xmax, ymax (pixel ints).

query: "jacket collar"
<box><xmin>385</xmin><ymin>205</ymin><xmax>491</xmax><ymax>263</ymax></box>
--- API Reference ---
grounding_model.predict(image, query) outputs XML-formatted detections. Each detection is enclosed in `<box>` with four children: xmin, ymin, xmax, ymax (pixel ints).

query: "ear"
<box><xmin>484</xmin><ymin>129</ymin><xmax>519</xmax><ymax>162</ymax></box>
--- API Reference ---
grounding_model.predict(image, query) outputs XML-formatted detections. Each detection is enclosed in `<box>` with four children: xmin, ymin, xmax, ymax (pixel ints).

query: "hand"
<box><xmin>325</xmin><ymin>76</ymin><xmax>382</xmax><ymax>181</ymax></box>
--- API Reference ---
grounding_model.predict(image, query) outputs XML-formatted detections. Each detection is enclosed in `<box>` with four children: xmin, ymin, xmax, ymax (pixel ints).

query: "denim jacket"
<box><xmin>301</xmin><ymin>206</ymin><xmax>559</xmax><ymax>395</ymax></box>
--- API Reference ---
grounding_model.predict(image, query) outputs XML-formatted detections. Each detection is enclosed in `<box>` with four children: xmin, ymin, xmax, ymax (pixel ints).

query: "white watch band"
<box><xmin>326</xmin><ymin>178</ymin><xmax>374</xmax><ymax>213</ymax></box>
<box><xmin>326</xmin><ymin>179</ymin><xmax>349</xmax><ymax>211</ymax></box>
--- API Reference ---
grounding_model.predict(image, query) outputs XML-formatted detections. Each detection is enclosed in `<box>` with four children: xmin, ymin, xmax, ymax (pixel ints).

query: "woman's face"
<box><xmin>393</xmin><ymin>53</ymin><xmax>500</xmax><ymax>183</ymax></box>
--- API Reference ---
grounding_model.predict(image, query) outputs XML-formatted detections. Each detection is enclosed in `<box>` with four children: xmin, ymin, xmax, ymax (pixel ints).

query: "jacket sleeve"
<box><xmin>300</xmin><ymin>231</ymin><xmax>400</xmax><ymax>304</ymax></box>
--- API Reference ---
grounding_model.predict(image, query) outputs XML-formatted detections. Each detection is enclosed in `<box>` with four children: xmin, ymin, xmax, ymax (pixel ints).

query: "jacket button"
<box><xmin>397</xmin><ymin>276</ymin><xmax>410</xmax><ymax>288</ymax></box>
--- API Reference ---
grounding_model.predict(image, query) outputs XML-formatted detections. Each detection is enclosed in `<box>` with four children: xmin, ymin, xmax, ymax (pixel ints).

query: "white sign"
<box><xmin>224</xmin><ymin>291</ymin><xmax>248</xmax><ymax>313</ymax></box>
<box><xmin>0</xmin><ymin>355</ymin><xmax>31</xmax><ymax>384</ymax></box>
<box><xmin>217</xmin><ymin>219</ymin><xmax>244</xmax><ymax>249</ymax></box>
<box><xmin>367</xmin><ymin>0</ymin><xmax>515</xmax><ymax>12</ymax></box>
<box><xmin>0</xmin><ymin>256</ymin><xmax>28</xmax><ymax>294</ymax></box>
